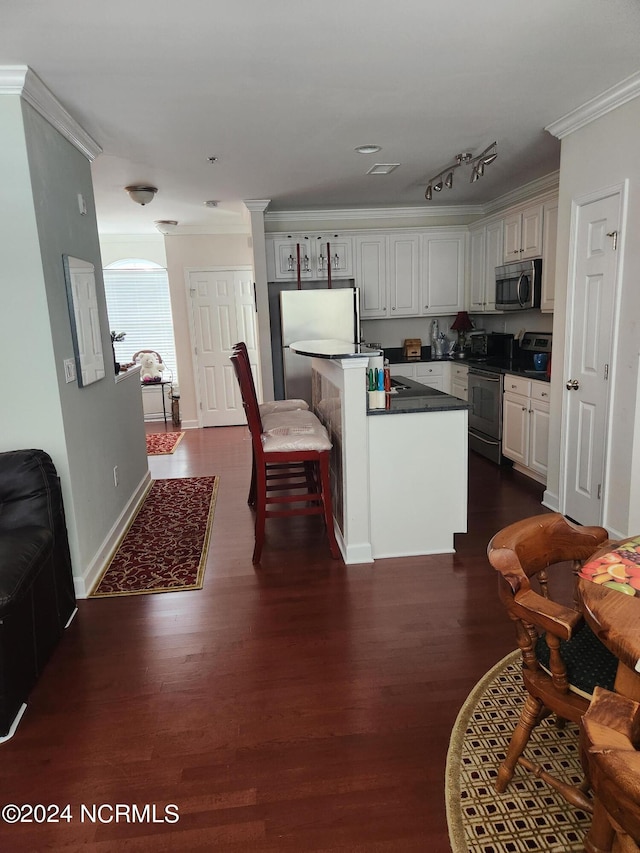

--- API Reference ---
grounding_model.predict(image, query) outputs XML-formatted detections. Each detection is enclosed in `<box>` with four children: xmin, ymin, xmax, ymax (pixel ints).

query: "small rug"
<box><xmin>446</xmin><ymin>651</ymin><xmax>591</xmax><ymax>853</ymax></box>
<box><xmin>90</xmin><ymin>476</ymin><xmax>218</xmax><ymax>598</ymax></box>
<box><xmin>146</xmin><ymin>431</ymin><xmax>185</xmax><ymax>455</ymax></box>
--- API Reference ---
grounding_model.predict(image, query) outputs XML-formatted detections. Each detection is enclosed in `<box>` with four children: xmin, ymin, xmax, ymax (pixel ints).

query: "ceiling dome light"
<box><xmin>204</xmin><ymin>200</ymin><xmax>219</xmax><ymax>207</ymax></box>
<box><xmin>125</xmin><ymin>185</ymin><xmax>158</xmax><ymax>205</ymax></box>
<box><xmin>154</xmin><ymin>220</ymin><xmax>178</xmax><ymax>234</ymax></box>
<box><xmin>355</xmin><ymin>144</ymin><xmax>382</xmax><ymax>154</ymax></box>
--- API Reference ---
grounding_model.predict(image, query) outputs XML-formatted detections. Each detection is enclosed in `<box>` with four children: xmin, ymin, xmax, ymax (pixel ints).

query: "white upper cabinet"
<box><xmin>469</xmin><ymin>219</ymin><xmax>503</xmax><ymax>312</ymax></box>
<box><xmin>267</xmin><ymin>234</ymin><xmax>354</xmax><ymax>281</ymax></box>
<box><xmin>541</xmin><ymin>201</ymin><xmax>558</xmax><ymax>313</ymax></box>
<box><xmin>420</xmin><ymin>232</ymin><xmax>465</xmax><ymax>315</ymax></box>
<box><xmin>388</xmin><ymin>234</ymin><xmax>420</xmax><ymax>316</ymax></box>
<box><xmin>355</xmin><ymin>235</ymin><xmax>388</xmax><ymax>318</ymax></box>
<box><xmin>503</xmin><ymin>203</ymin><xmax>543</xmax><ymax>261</ymax></box>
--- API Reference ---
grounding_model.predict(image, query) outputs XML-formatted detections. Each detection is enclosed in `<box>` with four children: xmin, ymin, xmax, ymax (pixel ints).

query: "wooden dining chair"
<box><xmin>233</xmin><ymin>342</ymin><xmax>310</xmax><ymax>508</ymax></box>
<box><xmin>233</xmin><ymin>341</ymin><xmax>309</xmax><ymax>416</ymax></box>
<box><xmin>487</xmin><ymin>512</ymin><xmax>619</xmax><ymax>809</ymax></box>
<box><xmin>230</xmin><ymin>351</ymin><xmax>340</xmax><ymax>563</ymax></box>
<box><xmin>581</xmin><ymin>686</ymin><xmax>640</xmax><ymax>852</ymax></box>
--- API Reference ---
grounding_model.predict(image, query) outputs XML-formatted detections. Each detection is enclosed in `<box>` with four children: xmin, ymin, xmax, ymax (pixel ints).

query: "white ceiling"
<box><xmin>3</xmin><ymin>0</ymin><xmax>640</xmax><ymax>235</ymax></box>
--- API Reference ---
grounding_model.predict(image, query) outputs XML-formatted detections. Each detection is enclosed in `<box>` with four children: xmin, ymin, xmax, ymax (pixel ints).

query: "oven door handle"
<box><xmin>469</xmin><ymin>373</ymin><xmax>501</xmax><ymax>382</ymax></box>
<box><xmin>469</xmin><ymin>430</ymin><xmax>499</xmax><ymax>446</ymax></box>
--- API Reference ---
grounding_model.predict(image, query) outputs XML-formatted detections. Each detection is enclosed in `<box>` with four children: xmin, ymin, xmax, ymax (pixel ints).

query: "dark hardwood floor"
<box><xmin>0</xmin><ymin>425</ymin><xmax>546</xmax><ymax>851</ymax></box>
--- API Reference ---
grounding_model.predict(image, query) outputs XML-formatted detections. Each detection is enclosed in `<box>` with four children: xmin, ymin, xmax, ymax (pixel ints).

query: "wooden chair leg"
<box><xmin>584</xmin><ymin>797</ymin><xmax>615</xmax><ymax>853</ymax></box>
<box><xmin>319</xmin><ymin>454</ymin><xmax>340</xmax><ymax>559</ymax></box>
<box><xmin>248</xmin><ymin>454</ymin><xmax>256</xmax><ymax>508</ymax></box>
<box><xmin>496</xmin><ymin>692</ymin><xmax>544</xmax><ymax>792</ymax></box>
<box><xmin>253</xmin><ymin>465</ymin><xmax>267</xmax><ymax>564</ymax></box>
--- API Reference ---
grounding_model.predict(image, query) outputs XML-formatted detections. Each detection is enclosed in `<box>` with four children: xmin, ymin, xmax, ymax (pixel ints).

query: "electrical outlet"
<box><xmin>113</xmin><ymin>466</ymin><xmax>119</xmax><ymax>487</ymax></box>
<box><xmin>64</xmin><ymin>358</ymin><xmax>76</xmax><ymax>383</ymax></box>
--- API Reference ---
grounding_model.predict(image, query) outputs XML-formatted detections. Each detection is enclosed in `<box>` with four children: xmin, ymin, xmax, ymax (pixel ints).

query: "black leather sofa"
<box><xmin>0</xmin><ymin>449</ymin><xmax>76</xmax><ymax>737</ymax></box>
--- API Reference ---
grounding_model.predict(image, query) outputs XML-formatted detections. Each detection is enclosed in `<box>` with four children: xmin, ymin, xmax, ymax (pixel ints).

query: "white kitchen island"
<box><xmin>290</xmin><ymin>340</ymin><xmax>469</xmax><ymax>564</ymax></box>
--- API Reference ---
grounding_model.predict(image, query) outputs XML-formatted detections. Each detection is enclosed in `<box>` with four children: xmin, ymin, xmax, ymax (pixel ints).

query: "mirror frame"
<box><xmin>62</xmin><ymin>254</ymin><xmax>106</xmax><ymax>388</ymax></box>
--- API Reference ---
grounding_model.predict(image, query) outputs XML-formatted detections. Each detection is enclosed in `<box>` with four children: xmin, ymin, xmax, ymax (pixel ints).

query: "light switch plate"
<box><xmin>64</xmin><ymin>358</ymin><xmax>76</xmax><ymax>383</ymax></box>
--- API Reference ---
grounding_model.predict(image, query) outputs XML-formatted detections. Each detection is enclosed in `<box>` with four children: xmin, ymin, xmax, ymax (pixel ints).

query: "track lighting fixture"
<box><xmin>424</xmin><ymin>142</ymin><xmax>497</xmax><ymax>201</ymax></box>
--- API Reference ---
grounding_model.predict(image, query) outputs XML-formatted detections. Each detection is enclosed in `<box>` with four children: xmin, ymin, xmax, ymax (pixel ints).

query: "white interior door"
<box><xmin>189</xmin><ymin>269</ymin><xmax>260</xmax><ymax>427</ymax></box>
<box><xmin>563</xmin><ymin>192</ymin><xmax>620</xmax><ymax>525</ymax></box>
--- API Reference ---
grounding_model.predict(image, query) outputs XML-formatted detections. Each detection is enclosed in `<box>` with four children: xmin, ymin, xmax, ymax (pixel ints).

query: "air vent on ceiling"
<box><xmin>366</xmin><ymin>163</ymin><xmax>400</xmax><ymax>175</ymax></box>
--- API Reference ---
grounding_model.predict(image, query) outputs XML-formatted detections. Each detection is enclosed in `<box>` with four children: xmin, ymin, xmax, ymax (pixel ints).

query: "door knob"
<box><xmin>566</xmin><ymin>379</ymin><xmax>580</xmax><ymax>390</ymax></box>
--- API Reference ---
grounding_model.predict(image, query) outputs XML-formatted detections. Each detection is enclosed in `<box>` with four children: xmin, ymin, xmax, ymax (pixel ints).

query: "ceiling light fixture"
<box><xmin>355</xmin><ymin>144</ymin><xmax>382</xmax><ymax>154</ymax></box>
<box><xmin>125</xmin><ymin>185</ymin><xmax>158</xmax><ymax>205</ymax></box>
<box><xmin>154</xmin><ymin>220</ymin><xmax>178</xmax><ymax>234</ymax></box>
<box><xmin>204</xmin><ymin>200</ymin><xmax>219</xmax><ymax>207</ymax></box>
<box><xmin>424</xmin><ymin>141</ymin><xmax>497</xmax><ymax>201</ymax></box>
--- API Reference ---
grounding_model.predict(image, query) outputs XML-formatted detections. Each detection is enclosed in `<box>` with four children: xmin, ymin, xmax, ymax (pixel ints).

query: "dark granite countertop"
<box><xmin>367</xmin><ymin>375</ymin><xmax>469</xmax><ymax>416</ymax></box>
<box><xmin>383</xmin><ymin>348</ymin><xmax>550</xmax><ymax>382</ymax></box>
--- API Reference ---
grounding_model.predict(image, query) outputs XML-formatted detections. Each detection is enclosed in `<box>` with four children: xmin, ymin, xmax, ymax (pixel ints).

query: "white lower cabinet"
<box><xmin>502</xmin><ymin>375</ymin><xmax>550</xmax><ymax>483</ymax></box>
<box><xmin>389</xmin><ymin>361</ymin><xmax>446</xmax><ymax>392</ymax></box>
<box><xmin>450</xmin><ymin>364</ymin><xmax>468</xmax><ymax>400</ymax></box>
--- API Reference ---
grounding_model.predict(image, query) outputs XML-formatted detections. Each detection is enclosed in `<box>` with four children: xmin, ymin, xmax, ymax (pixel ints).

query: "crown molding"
<box><xmin>243</xmin><ymin>199</ymin><xmax>271</xmax><ymax>213</ymax></box>
<box><xmin>482</xmin><ymin>171</ymin><xmax>559</xmax><ymax>216</ymax></box>
<box><xmin>0</xmin><ymin>65</ymin><xmax>102</xmax><ymax>161</ymax></box>
<box><xmin>546</xmin><ymin>70</ymin><xmax>640</xmax><ymax>139</ymax></box>
<box><xmin>265</xmin><ymin>203</ymin><xmax>482</xmax><ymax>224</ymax></box>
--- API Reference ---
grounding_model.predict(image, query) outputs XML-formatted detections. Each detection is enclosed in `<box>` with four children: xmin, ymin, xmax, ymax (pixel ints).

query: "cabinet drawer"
<box><xmin>452</xmin><ymin>364</ymin><xmax>468</xmax><ymax>379</ymax></box>
<box><xmin>530</xmin><ymin>380</ymin><xmax>550</xmax><ymax>402</ymax></box>
<box><xmin>504</xmin><ymin>375</ymin><xmax>530</xmax><ymax>396</ymax></box>
<box><xmin>415</xmin><ymin>362</ymin><xmax>444</xmax><ymax>380</ymax></box>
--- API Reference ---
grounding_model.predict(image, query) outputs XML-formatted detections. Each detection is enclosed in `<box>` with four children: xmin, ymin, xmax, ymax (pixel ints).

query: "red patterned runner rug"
<box><xmin>90</xmin><ymin>477</ymin><xmax>218</xmax><ymax>597</ymax></box>
<box><xmin>146</xmin><ymin>432</ymin><xmax>185</xmax><ymax>455</ymax></box>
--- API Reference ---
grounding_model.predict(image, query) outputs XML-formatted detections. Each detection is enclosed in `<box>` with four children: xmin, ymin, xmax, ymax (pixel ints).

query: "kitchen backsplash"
<box><xmin>361</xmin><ymin>309</ymin><xmax>553</xmax><ymax>348</ymax></box>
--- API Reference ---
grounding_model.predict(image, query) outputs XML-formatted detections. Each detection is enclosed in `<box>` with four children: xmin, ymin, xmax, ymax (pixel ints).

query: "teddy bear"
<box><xmin>138</xmin><ymin>352</ymin><xmax>165</xmax><ymax>383</ymax></box>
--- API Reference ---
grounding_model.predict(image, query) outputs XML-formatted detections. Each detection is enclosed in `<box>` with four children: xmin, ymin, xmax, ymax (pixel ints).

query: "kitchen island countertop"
<box><xmin>368</xmin><ymin>375</ymin><xmax>469</xmax><ymax>415</ymax></box>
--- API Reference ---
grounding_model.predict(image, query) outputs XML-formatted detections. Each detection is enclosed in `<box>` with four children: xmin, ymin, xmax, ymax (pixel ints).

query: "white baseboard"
<box><xmin>180</xmin><ymin>419</ymin><xmax>199</xmax><ymax>430</ymax></box>
<box><xmin>542</xmin><ymin>489</ymin><xmax>560</xmax><ymax>512</ymax></box>
<box><xmin>73</xmin><ymin>471</ymin><xmax>152</xmax><ymax>598</ymax></box>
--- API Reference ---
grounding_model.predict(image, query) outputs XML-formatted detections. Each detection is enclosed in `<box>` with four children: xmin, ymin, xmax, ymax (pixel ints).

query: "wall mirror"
<box><xmin>63</xmin><ymin>255</ymin><xmax>106</xmax><ymax>387</ymax></box>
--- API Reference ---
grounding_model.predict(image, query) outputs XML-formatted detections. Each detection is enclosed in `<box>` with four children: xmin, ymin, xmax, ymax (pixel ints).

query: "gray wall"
<box><xmin>0</xmin><ymin>96</ymin><xmax>148</xmax><ymax>591</ymax></box>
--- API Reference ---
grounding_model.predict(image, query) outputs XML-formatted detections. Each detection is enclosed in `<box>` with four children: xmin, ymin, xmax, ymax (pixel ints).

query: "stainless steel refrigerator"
<box><xmin>273</xmin><ymin>286</ymin><xmax>360</xmax><ymax>404</ymax></box>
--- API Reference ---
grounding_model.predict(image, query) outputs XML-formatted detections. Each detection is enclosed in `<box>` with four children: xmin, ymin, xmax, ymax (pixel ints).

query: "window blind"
<box><xmin>103</xmin><ymin>267</ymin><xmax>178</xmax><ymax>382</ymax></box>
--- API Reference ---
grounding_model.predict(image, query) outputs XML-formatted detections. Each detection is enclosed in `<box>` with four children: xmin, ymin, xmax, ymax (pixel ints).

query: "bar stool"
<box><xmin>230</xmin><ymin>351</ymin><xmax>340</xmax><ymax>563</ymax></box>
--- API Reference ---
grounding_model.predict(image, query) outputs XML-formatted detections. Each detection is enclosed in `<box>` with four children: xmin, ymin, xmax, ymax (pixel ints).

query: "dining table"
<box><xmin>578</xmin><ymin>534</ymin><xmax>640</xmax><ymax>701</ymax></box>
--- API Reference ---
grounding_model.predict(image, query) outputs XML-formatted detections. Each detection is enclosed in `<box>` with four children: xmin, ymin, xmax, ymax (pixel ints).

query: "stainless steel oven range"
<box><xmin>468</xmin><ymin>366</ymin><xmax>504</xmax><ymax>464</ymax></box>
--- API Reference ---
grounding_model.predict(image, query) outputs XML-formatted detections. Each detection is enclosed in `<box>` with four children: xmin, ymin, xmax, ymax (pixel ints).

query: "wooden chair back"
<box><xmin>487</xmin><ymin>512</ymin><xmax>616</xmax><ymax>806</ymax></box>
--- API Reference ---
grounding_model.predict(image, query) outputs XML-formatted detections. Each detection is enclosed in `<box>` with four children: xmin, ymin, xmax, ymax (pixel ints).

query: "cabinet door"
<box><xmin>502</xmin><ymin>391</ymin><xmax>529</xmax><ymax>465</ymax></box>
<box><xmin>468</xmin><ymin>227</ymin><xmax>486</xmax><ymax>312</ymax></box>
<box><xmin>503</xmin><ymin>214</ymin><xmax>522</xmax><ymax>261</ymax></box>
<box><xmin>484</xmin><ymin>219</ymin><xmax>503</xmax><ymax>311</ymax></box>
<box><xmin>316</xmin><ymin>236</ymin><xmax>354</xmax><ymax>278</ymax></box>
<box><xmin>529</xmin><ymin>398</ymin><xmax>550</xmax><ymax>478</ymax></box>
<box><xmin>421</xmin><ymin>233</ymin><xmax>465</xmax><ymax>314</ymax></box>
<box><xmin>541</xmin><ymin>202</ymin><xmax>558</xmax><ymax>312</ymax></box>
<box><xmin>388</xmin><ymin>234</ymin><xmax>420</xmax><ymax>316</ymax></box>
<box><xmin>521</xmin><ymin>204</ymin><xmax>543</xmax><ymax>259</ymax></box>
<box><xmin>451</xmin><ymin>377</ymin><xmax>468</xmax><ymax>401</ymax></box>
<box><xmin>271</xmin><ymin>237</ymin><xmax>314</xmax><ymax>280</ymax></box>
<box><xmin>355</xmin><ymin>236</ymin><xmax>388</xmax><ymax>318</ymax></box>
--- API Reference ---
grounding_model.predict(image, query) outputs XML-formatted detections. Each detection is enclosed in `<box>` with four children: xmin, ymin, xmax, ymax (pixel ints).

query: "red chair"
<box><xmin>233</xmin><ymin>342</ymin><xmax>308</xmax><ymax>416</ymax></box>
<box><xmin>230</xmin><ymin>351</ymin><xmax>340</xmax><ymax>563</ymax></box>
<box><xmin>233</xmin><ymin>342</ymin><xmax>309</xmax><ymax>507</ymax></box>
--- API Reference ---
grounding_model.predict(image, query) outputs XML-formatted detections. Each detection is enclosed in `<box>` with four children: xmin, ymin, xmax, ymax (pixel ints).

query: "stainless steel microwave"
<box><xmin>495</xmin><ymin>259</ymin><xmax>542</xmax><ymax>311</ymax></box>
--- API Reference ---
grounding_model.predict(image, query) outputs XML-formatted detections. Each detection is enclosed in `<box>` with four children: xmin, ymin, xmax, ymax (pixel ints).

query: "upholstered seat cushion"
<box><xmin>0</xmin><ymin>527</ymin><xmax>53</xmax><ymax>617</ymax></box>
<box><xmin>259</xmin><ymin>399</ymin><xmax>308</xmax><ymax>416</ymax></box>
<box><xmin>536</xmin><ymin>621</ymin><xmax>618</xmax><ymax>698</ymax></box>
<box><xmin>261</xmin><ymin>410</ymin><xmax>332</xmax><ymax>452</ymax></box>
